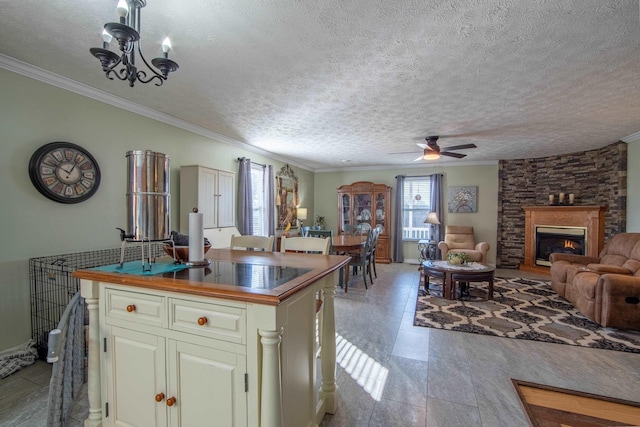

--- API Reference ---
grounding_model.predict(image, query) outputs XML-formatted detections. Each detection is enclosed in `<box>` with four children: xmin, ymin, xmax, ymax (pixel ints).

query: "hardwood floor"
<box><xmin>2</xmin><ymin>263</ymin><xmax>639</xmax><ymax>426</ymax></box>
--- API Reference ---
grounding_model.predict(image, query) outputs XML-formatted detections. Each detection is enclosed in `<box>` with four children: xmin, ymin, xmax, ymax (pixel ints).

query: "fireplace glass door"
<box><xmin>535</xmin><ymin>226</ymin><xmax>586</xmax><ymax>266</ymax></box>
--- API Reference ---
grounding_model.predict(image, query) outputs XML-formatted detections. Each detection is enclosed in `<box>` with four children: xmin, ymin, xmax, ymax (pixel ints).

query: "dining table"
<box><xmin>331</xmin><ymin>234</ymin><xmax>367</xmax><ymax>292</ymax></box>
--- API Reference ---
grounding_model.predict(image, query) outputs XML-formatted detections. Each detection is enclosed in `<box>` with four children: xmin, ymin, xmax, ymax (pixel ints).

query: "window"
<box><xmin>402</xmin><ymin>176</ymin><xmax>432</xmax><ymax>241</ymax></box>
<box><xmin>250</xmin><ymin>163</ymin><xmax>266</xmax><ymax>235</ymax></box>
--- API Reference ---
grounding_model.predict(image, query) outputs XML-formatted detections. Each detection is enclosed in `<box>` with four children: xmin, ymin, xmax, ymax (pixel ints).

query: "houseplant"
<box><xmin>446</xmin><ymin>252</ymin><xmax>472</xmax><ymax>265</ymax></box>
<box><xmin>315</xmin><ymin>215</ymin><xmax>326</xmax><ymax>230</ymax></box>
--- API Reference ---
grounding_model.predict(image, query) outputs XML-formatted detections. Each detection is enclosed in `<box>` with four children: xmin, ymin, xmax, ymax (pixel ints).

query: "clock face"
<box><xmin>29</xmin><ymin>142</ymin><xmax>101</xmax><ymax>204</ymax></box>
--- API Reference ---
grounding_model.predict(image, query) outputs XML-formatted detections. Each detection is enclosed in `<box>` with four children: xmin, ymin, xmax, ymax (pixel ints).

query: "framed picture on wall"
<box><xmin>276</xmin><ymin>164</ymin><xmax>299</xmax><ymax>229</ymax></box>
<box><xmin>448</xmin><ymin>186</ymin><xmax>478</xmax><ymax>213</ymax></box>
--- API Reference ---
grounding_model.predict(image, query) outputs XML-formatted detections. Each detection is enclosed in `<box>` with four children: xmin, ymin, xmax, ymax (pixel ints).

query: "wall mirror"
<box><xmin>276</xmin><ymin>164</ymin><xmax>299</xmax><ymax>229</ymax></box>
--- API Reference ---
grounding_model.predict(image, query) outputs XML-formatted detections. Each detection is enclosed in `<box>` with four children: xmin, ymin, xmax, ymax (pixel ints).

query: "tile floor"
<box><xmin>1</xmin><ymin>263</ymin><xmax>639</xmax><ymax>426</ymax></box>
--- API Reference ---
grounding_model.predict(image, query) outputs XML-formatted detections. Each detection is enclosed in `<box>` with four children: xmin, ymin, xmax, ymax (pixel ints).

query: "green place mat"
<box><xmin>92</xmin><ymin>261</ymin><xmax>187</xmax><ymax>275</ymax></box>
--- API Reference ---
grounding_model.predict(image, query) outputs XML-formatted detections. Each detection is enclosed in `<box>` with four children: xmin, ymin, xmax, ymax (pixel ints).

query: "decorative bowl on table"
<box><xmin>446</xmin><ymin>252</ymin><xmax>471</xmax><ymax>265</ymax></box>
<box><xmin>163</xmin><ymin>244</ymin><xmax>211</xmax><ymax>262</ymax></box>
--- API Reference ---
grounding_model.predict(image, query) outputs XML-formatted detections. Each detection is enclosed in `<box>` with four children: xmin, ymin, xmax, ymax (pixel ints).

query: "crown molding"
<box><xmin>314</xmin><ymin>160</ymin><xmax>498</xmax><ymax>173</ymax></box>
<box><xmin>621</xmin><ymin>132</ymin><xmax>640</xmax><ymax>143</ymax></box>
<box><xmin>0</xmin><ymin>54</ymin><xmax>314</xmax><ymax>172</ymax></box>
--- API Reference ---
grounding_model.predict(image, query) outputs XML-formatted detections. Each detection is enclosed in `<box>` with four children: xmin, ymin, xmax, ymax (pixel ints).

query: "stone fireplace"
<box><xmin>521</xmin><ymin>206</ymin><xmax>606</xmax><ymax>274</ymax></box>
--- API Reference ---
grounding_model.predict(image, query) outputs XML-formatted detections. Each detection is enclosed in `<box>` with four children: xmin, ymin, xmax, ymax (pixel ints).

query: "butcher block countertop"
<box><xmin>73</xmin><ymin>248</ymin><xmax>350</xmax><ymax>306</ymax></box>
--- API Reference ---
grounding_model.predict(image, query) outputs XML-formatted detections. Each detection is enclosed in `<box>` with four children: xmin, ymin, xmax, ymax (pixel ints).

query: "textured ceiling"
<box><xmin>1</xmin><ymin>0</ymin><xmax>639</xmax><ymax>170</ymax></box>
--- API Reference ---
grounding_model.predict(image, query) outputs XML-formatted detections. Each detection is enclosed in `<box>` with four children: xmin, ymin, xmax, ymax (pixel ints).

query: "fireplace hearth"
<box><xmin>535</xmin><ymin>226</ymin><xmax>586</xmax><ymax>266</ymax></box>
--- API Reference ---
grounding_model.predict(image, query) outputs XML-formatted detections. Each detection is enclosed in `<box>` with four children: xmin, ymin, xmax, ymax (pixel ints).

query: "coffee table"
<box><xmin>421</xmin><ymin>260</ymin><xmax>495</xmax><ymax>300</ymax></box>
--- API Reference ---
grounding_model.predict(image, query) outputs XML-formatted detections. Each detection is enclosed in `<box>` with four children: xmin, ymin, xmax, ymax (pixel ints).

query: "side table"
<box><xmin>418</xmin><ymin>239</ymin><xmax>437</xmax><ymax>263</ymax></box>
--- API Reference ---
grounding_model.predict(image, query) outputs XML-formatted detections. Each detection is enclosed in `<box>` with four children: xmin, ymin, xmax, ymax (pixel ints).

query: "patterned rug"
<box><xmin>413</xmin><ymin>276</ymin><xmax>640</xmax><ymax>353</ymax></box>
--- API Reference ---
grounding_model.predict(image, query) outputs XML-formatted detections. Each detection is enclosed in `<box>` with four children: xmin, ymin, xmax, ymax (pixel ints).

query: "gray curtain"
<box><xmin>237</xmin><ymin>157</ymin><xmax>253</xmax><ymax>235</ymax></box>
<box><xmin>430</xmin><ymin>173</ymin><xmax>444</xmax><ymax>259</ymax></box>
<box><xmin>264</xmin><ymin>164</ymin><xmax>276</xmax><ymax>249</ymax></box>
<box><xmin>393</xmin><ymin>175</ymin><xmax>405</xmax><ymax>262</ymax></box>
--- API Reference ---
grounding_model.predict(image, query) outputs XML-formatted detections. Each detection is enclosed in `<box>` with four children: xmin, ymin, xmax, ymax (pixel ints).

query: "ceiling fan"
<box><xmin>414</xmin><ymin>136</ymin><xmax>477</xmax><ymax>161</ymax></box>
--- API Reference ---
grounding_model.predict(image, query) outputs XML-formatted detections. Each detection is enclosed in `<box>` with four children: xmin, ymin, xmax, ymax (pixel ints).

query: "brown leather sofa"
<box><xmin>549</xmin><ymin>233</ymin><xmax>640</xmax><ymax>330</ymax></box>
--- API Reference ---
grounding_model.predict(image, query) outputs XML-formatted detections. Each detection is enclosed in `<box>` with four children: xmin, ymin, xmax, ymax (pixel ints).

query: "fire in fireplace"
<box><xmin>535</xmin><ymin>226</ymin><xmax>587</xmax><ymax>267</ymax></box>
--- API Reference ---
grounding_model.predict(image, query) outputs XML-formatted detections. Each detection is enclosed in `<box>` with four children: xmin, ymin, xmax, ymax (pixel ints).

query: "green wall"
<box><xmin>627</xmin><ymin>141</ymin><xmax>640</xmax><ymax>232</ymax></box>
<box><xmin>313</xmin><ymin>164</ymin><xmax>499</xmax><ymax>263</ymax></box>
<box><xmin>0</xmin><ymin>69</ymin><xmax>313</xmax><ymax>349</ymax></box>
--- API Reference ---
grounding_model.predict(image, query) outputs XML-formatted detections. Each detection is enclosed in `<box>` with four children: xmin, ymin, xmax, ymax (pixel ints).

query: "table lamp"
<box><xmin>297</xmin><ymin>207</ymin><xmax>308</xmax><ymax>228</ymax></box>
<box><xmin>424</xmin><ymin>211</ymin><xmax>440</xmax><ymax>243</ymax></box>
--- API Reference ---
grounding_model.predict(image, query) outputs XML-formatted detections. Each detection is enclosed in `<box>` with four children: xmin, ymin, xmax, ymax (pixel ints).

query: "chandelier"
<box><xmin>90</xmin><ymin>0</ymin><xmax>179</xmax><ymax>87</ymax></box>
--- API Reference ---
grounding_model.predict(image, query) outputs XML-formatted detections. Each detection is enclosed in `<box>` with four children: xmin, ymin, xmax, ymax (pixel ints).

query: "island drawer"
<box><xmin>168</xmin><ymin>297</ymin><xmax>246</xmax><ymax>344</ymax></box>
<box><xmin>104</xmin><ymin>288</ymin><xmax>165</xmax><ymax>328</ymax></box>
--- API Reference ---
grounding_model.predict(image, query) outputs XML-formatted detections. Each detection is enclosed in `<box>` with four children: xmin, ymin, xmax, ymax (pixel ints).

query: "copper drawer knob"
<box><xmin>155</xmin><ymin>393</ymin><xmax>165</xmax><ymax>402</ymax></box>
<box><xmin>126</xmin><ymin>305</ymin><xmax>136</xmax><ymax>313</ymax></box>
<box><xmin>166</xmin><ymin>397</ymin><xmax>177</xmax><ymax>406</ymax></box>
<box><xmin>197</xmin><ymin>316</ymin><xmax>208</xmax><ymax>326</ymax></box>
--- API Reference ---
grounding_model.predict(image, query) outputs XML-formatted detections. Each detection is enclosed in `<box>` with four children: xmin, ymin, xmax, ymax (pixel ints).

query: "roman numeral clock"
<box><xmin>29</xmin><ymin>142</ymin><xmax>101</xmax><ymax>204</ymax></box>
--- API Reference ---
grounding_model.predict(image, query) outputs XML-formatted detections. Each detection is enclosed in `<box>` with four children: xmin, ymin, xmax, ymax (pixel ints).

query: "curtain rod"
<box><xmin>394</xmin><ymin>173</ymin><xmax>441</xmax><ymax>178</ymax></box>
<box><xmin>237</xmin><ymin>157</ymin><xmax>266</xmax><ymax>167</ymax></box>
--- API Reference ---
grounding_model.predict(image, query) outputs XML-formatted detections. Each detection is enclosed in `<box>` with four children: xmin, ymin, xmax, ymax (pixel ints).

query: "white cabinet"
<box><xmin>101</xmin><ymin>286</ymin><xmax>247</xmax><ymax>427</ymax></box>
<box><xmin>180</xmin><ymin>165</ymin><xmax>235</xmax><ymax>231</ymax></box>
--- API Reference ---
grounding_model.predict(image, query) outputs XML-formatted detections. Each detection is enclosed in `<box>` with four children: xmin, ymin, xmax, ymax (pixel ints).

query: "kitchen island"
<box><xmin>74</xmin><ymin>248</ymin><xmax>349</xmax><ymax>427</ymax></box>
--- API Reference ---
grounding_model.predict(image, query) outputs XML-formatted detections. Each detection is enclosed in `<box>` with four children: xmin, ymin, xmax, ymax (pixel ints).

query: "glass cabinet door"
<box><xmin>340</xmin><ymin>194</ymin><xmax>351</xmax><ymax>232</ymax></box>
<box><xmin>375</xmin><ymin>192</ymin><xmax>386</xmax><ymax>233</ymax></box>
<box><xmin>354</xmin><ymin>193</ymin><xmax>373</xmax><ymax>230</ymax></box>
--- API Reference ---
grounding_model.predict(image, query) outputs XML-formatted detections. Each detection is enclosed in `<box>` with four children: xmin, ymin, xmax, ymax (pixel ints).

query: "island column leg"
<box><xmin>259</xmin><ymin>328</ymin><xmax>284</xmax><ymax>427</ymax></box>
<box><xmin>320</xmin><ymin>277</ymin><xmax>338</xmax><ymax>413</ymax></box>
<box><xmin>80</xmin><ymin>280</ymin><xmax>102</xmax><ymax>427</ymax></box>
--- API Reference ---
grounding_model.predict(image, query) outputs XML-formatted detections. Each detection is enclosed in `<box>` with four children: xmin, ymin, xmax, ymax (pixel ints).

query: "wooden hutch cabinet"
<box><xmin>338</xmin><ymin>181</ymin><xmax>392</xmax><ymax>263</ymax></box>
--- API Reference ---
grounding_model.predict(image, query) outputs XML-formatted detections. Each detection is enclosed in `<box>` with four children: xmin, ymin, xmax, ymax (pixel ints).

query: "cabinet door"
<box><xmin>376</xmin><ymin>236</ymin><xmax>389</xmax><ymax>261</ymax></box>
<box><xmin>354</xmin><ymin>193</ymin><xmax>373</xmax><ymax>228</ymax></box>
<box><xmin>198</xmin><ymin>168</ymin><xmax>218</xmax><ymax>228</ymax></box>
<box><xmin>105</xmin><ymin>326</ymin><xmax>167</xmax><ymax>427</ymax></box>
<box><xmin>168</xmin><ymin>340</ymin><xmax>247</xmax><ymax>427</ymax></box>
<box><xmin>217</xmin><ymin>170</ymin><xmax>236</xmax><ymax>228</ymax></box>
<box><xmin>339</xmin><ymin>194</ymin><xmax>352</xmax><ymax>233</ymax></box>
<box><xmin>374</xmin><ymin>192</ymin><xmax>387</xmax><ymax>233</ymax></box>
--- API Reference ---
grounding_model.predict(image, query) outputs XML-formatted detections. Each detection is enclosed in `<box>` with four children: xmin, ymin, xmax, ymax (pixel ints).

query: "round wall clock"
<box><xmin>28</xmin><ymin>142</ymin><xmax>101</xmax><ymax>204</ymax></box>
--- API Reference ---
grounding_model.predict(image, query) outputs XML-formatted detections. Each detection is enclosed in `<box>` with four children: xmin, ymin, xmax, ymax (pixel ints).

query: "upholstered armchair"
<box><xmin>438</xmin><ymin>225</ymin><xmax>490</xmax><ymax>264</ymax></box>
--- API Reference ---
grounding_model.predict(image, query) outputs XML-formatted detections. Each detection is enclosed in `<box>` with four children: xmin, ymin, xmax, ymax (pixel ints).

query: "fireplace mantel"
<box><xmin>521</xmin><ymin>205</ymin><xmax>606</xmax><ymax>275</ymax></box>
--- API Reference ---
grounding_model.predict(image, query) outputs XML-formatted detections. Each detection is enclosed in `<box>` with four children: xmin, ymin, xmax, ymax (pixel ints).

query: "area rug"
<box><xmin>512</xmin><ymin>379</ymin><xmax>640</xmax><ymax>426</ymax></box>
<box><xmin>413</xmin><ymin>276</ymin><xmax>640</xmax><ymax>353</ymax></box>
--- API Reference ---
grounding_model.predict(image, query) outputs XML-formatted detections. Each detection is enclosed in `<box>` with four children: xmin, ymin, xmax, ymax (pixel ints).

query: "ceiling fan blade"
<box><xmin>443</xmin><ymin>143</ymin><xmax>477</xmax><ymax>151</ymax></box>
<box><xmin>416</xmin><ymin>143</ymin><xmax>427</xmax><ymax>149</ymax></box>
<box><xmin>414</xmin><ymin>155</ymin><xmax>425</xmax><ymax>161</ymax></box>
<box><xmin>441</xmin><ymin>151</ymin><xmax>467</xmax><ymax>159</ymax></box>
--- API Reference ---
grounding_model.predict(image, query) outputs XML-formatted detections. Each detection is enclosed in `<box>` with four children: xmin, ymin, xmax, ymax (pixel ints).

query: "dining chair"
<box><xmin>229</xmin><ymin>234</ymin><xmax>275</xmax><ymax>252</ymax></box>
<box><xmin>280</xmin><ymin>236</ymin><xmax>331</xmax><ymax>255</ymax></box>
<box><xmin>307</xmin><ymin>229</ymin><xmax>334</xmax><ymax>253</ymax></box>
<box><xmin>280</xmin><ymin>235</ymin><xmax>331</xmax><ymax>353</ymax></box>
<box><xmin>346</xmin><ymin>229</ymin><xmax>374</xmax><ymax>291</ymax></box>
<box><xmin>343</xmin><ymin>224</ymin><xmax>360</xmax><ymax>235</ymax></box>
<box><xmin>368</xmin><ymin>228</ymin><xmax>380</xmax><ymax>278</ymax></box>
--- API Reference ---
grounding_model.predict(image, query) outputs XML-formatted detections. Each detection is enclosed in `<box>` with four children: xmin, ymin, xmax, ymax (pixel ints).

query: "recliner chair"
<box><xmin>438</xmin><ymin>225</ymin><xmax>490</xmax><ymax>264</ymax></box>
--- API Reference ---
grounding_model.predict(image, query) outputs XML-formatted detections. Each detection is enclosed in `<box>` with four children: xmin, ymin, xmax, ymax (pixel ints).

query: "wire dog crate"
<box><xmin>29</xmin><ymin>244</ymin><xmax>166</xmax><ymax>358</ymax></box>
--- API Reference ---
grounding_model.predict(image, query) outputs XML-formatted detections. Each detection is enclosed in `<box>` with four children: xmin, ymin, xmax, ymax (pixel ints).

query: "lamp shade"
<box><xmin>297</xmin><ymin>207</ymin><xmax>308</xmax><ymax>220</ymax></box>
<box><xmin>424</xmin><ymin>211</ymin><xmax>440</xmax><ymax>225</ymax></box>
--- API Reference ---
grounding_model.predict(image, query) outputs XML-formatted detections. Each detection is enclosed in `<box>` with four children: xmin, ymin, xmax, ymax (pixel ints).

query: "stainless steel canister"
<box><xmin>125</xmin><ymin>150</ymin><xmax>171</xmax><ymax>241</ymax></box>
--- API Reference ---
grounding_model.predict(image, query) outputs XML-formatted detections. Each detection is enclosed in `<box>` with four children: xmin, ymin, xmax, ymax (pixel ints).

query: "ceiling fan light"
<box><xmin>423</xmin><ymin>152</ymin><xmax>440</xmax><ymax>160</ymax></box>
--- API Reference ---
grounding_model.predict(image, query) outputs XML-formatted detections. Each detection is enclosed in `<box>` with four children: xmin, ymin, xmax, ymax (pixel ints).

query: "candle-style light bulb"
<box><xmin>162</xmin><ymin>37</ymin><xmax>172</xmax><ymax>56</ymax></box>
<box><xmin>101</xmin><ymin>29</ymin><xmax>113</xmax><ymax>49</ymax></box>
<box><xmin>117</xmin><ymin>0</ymin><xmax>129</xmax><ymax>23</ymax></box>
